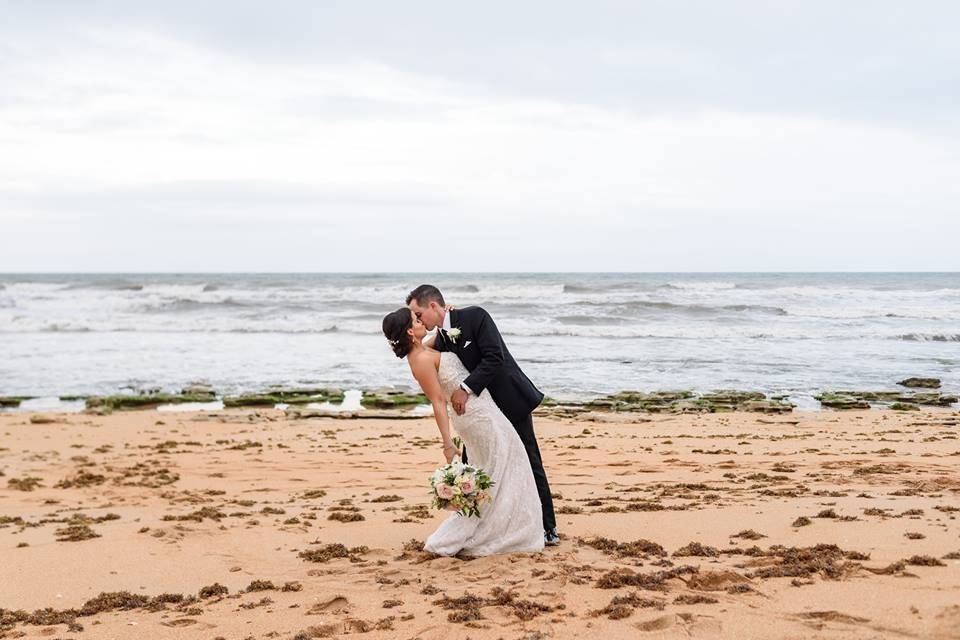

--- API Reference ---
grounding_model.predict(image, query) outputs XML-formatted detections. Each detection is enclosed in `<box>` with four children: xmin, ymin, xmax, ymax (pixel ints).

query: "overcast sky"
<box><xmin>2</xmin><ymin>1</ymin><xmax>958</xmax><ymax>272</ymax></box>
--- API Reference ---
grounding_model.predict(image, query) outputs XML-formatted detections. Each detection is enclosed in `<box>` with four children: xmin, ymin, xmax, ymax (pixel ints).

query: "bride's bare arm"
<box><xmin>409</xmin><ymin>352</ymin><xmax>458</xmax><ymax>463</ymax></box>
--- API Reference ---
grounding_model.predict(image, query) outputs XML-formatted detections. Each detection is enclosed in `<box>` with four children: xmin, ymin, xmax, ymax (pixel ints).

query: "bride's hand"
<box><xmin>442</xmin><ymin>442</ymin><xmax>458</xmax><ymax>463</ymax></box>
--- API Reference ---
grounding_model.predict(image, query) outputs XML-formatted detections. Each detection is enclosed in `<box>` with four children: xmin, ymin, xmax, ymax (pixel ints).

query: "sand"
<box><xmin>2</xmin><ymin>407</ymin><xmax>959</xmax><ymax>639</ymax></box>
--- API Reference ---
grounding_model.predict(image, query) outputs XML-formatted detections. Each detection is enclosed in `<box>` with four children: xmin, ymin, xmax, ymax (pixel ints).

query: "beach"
<box><xmin>5</xmin><ymin>1</ymin><xmax>960</xmax><ymax>636</ymax></box>
<box><xmin>3</xmin><ymin>406</ymin><xmax>959</xmax><ymax>639</ymax></box>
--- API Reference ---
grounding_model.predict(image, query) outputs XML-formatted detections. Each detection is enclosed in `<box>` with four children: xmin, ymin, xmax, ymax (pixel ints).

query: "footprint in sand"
<box><xmin>636</xmin><ymin>612</ymin><xmax>722</xmax><ymax>635</ymax></box>
<box><xmin>932</xmin><ymin>606</ymin><xmax>960</xmax><ymax>640</ymax></box>
<box><xmin>309</xmin><ymin>595</ymin><xmax>350</xmax><ymax>614</ymax></box>
<box><xmin>161</xmin><ymin>619</ymin><xmax>217</xmax><ymax>630</ymax></box>
<box><xmin>799</xmin><ymin>611</ymin><xmax>870</xmax><ymax>625</ymax></box>
<box><xmin>682</xmin><ymin>570</ymin><xmax>751</xmax><ymax>592</ymax></box>
<box><xmin>161</xmin><ymin>618</ymin><xmax>196</xmax><ymax>627</ymax></box>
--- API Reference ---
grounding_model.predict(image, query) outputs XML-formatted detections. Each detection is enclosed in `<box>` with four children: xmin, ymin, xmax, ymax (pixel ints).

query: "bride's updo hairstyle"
<box><xmin>382</xmin><ymin>307</ymin><xmax>414</xmax><ymax>358</ymax></box>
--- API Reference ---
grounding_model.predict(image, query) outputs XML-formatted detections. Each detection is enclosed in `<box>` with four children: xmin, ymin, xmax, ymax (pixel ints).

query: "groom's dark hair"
<box><xmin>406</xmin><ymin>284</ymin><xmax>445</xmax><ymax>307</ymax></box>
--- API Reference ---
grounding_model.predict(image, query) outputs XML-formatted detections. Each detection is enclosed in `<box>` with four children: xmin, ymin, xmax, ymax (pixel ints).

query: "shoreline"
<box><xmin>5</xmin><ymin>272</ymin><xmax>959</xmax><ymax>416</ymax></box>
<box><xmin>2</xmin><ymin>407</ymin><xmax>959</xmax><ymax>638</ymax></box>
<box><xmin>1</xmin><ymin>376</ymin><xmax>956</xmax><ymax>417</ymax></box>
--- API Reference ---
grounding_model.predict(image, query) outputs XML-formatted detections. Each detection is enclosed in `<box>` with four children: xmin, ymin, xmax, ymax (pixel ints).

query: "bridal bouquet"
<box><xmin>429</xmin><ymin>458</ymin><xmax>494</xmax><ymax>518</ymax></box>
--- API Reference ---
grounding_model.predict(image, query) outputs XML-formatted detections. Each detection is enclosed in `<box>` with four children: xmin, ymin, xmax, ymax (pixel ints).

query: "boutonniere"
<box><xmin>447</xmin><ymin>327</ymin><xmax>462</xmax><ymax>343</ymax></box>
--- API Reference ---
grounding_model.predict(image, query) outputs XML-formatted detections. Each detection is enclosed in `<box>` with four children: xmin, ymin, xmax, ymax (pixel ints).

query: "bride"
<box><xmin>382</xmin><ymin>307</ymin><xmax>544</xmax><ymax>556</ymax></box>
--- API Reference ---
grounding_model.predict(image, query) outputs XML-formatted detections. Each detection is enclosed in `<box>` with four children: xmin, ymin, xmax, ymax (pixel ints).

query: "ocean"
<box><xmin>1</xmin><ymin>273</ymin><xmax>958</xmax><ymax>410</ymax></box>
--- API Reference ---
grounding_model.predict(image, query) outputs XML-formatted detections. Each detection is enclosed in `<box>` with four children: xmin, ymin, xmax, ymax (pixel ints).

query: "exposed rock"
<box><xmin>223</xmin><ymin>387</ymin><xmax>343</xmax><ymax>407</ymax></box>
<box><xmin>580</xmin><ymin>390</ymin><xmax>791</xmax><ymax>414</ymax></box>
<box><xmin>700</xmin><ymin>391</ymin><xmax>765</xmax><ymax>411</ymax></box>
<box><xmin>361</xmin><ymin>388</ymin><xmax>427</xmax><ymax>409</ymax></box>
<box><xmin>672</xmin><ymin>398</ymin><xmax>720</xmax><ymax>413</ymax></box>
<box><xmin>534</xmin><ymin>404</ymin><xmax>592</xmax><ymax>418</ymax></box>
<box><xmin>265</xmin><ymin>387</ymin><xmax>345</xmax><ymax>403</ymax></box>
<box><xmin>0</xmin><ymin>396</ymin><xmax>32</xmax><ymax>407</ymax></box>
<box><xmin>583</xmin><ymin>397</ymin><xmax>619</xmax><ymax>410</ymax></box>
<box><xmin>889</xmin><ymin>402</ymin><xmax>919</xmax><ymax>411</ymax></box>
<box><xmin>223</xmin><ymin>394</ymin><xmax>283</xmax><ymax>407</ymax></box>
<box><xmin>180</xmin><ymin>382</ymin><xmax>214</xmax><ymax>395</ymax></box>
<box><xmin>839</xmin><ymin>390</ymin><xmax>901</xmax><ymax>401</ymax></box>
<box><xmin>815</xmin><ymin>389</ymin><xmax>956</xmax><ymax>409</ymax></box>
<box><xmin>814</xmin><ymin>393</ymin><xmax>871</xmax><ymax>410</ymax></box>
<box><xmin>86</xmin><ymin>392</ymin><xmax>216</xmax><ymax>411</ymax></box>
<box><xmin>741</xmin><ymin>399</ymin><xmax>795</xmax><ymax>414</ymax></box>
<box><xmin>899</xmin><ymin>392</ymin><xmax>957</xmax><ymax>407</ymax></box>
<box><xmin>586</xmin><ymin>390</ymin><xmax>694</xmax><ymax>413</ymax></box>
<box><xmin>285</xmin><ymin>408</ymin><xmax>422</xmax><ymax>420</ymax></box>
<box><xmin>897</xmin><ymin>377</ymin><xmax>941</xmax><ymax>389</ymax></box>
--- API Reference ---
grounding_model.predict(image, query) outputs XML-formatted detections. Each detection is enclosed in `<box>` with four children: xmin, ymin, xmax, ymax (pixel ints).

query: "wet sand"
<box><xmin>2</xmin><ymin>408</ymin><xmax>959</xmax><ymax>639</ymax></box>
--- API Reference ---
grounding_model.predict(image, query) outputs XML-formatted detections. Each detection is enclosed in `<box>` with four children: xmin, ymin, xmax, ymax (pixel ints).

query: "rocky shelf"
<box><xmin>6</xmin><ymin>376</ymin><xmax>955</xmax><ymax>417</ymax></box>
<box><xmin>814</xmin><ymin>390</ymin><xmax>958</xmax><ymax>410</ymax></box>
<box><xmin>537</xmin><ymin>390</ymin><xmax>796</xmax><ymax>417</ymax></box>
<box><xmin>222</xmin><ymin>387</ymin><xmax>345</xmax><ymax>408</ymax></box>
<box><xmin>0</xmin><ymin>396</ymin><xmax>34</xmax><ymax>408</ymax></box>
<box><xmin>360</xmin><ymin>388</ymin><xmax>428</xmax><ymax>409</ymax></box>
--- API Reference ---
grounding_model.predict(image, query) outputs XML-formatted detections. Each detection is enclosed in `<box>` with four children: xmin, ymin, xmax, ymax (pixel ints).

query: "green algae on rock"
<box><xmin>897</xmin><ymin>377</ymin><xmax>941</xmax><ymax>389</ymax></box>
<box><xmin>285</xmin><ymin>407</ymin><xmax>424</xmax><ymax>420</ymax></box>
<box><xmin>580</xmin><ymin>390</ymin><xmax>793</xmax><ymax>414</ymax></box>
<box><xmin>815</xmin><ymin>389</ymin><xmax>957</xmax><ymax>409</ymax></box>
<box><xmin>85</xmin><ymin>391</ymin><xmax>217</xmax><ymax>411</ymax></box>
<box><xmin>814</xmin><ymin>393</ymin><xmax>871</xmax><ymax>410</ymax></box>
<box><xmin>0</xmin><ymin>396</ymin><xmax>32</xmax><ymax>407</ymax></box>
<box><xmin>361</xmin><ymin>388</ymin><xmax>428</xmax><ymax>409</ymax></box>
<box><xmin>223</xmin><ymin>387</ymin><xmax>344</xmax><ymax>407</ymax></box>
<box><xmin>900</xmin><ymin>392</ymin><xmax>957</xmax><ymax>406</ymax></box>
<box><xmin>889</xmin><ymin>402</ymin><xmax>919</xmax><ymax>411</ymax></box>
<box><xmin>222</xmin><ymin>394</ymin><xmax>284</xmax><ymax>407</ymax></box>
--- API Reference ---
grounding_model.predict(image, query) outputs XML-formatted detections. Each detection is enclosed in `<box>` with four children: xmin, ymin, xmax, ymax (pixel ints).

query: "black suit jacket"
<box><xmin>435</xmin><ymin>306</ymin><xmax>544</xmax><ymax>425</ymax></box>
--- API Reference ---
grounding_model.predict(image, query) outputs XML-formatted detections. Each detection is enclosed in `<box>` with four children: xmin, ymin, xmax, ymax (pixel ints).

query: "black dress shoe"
<box><xmin>544</xmin><ymin>528</ymin><xmax>560</xmax><ymax>546</ymax></box>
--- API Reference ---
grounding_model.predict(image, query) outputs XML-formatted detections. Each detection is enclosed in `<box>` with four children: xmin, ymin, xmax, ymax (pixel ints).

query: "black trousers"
<box><xmin>462</xmin><ymin>413</ymin><xmax>557</xmax><ymax>532</ymax></box>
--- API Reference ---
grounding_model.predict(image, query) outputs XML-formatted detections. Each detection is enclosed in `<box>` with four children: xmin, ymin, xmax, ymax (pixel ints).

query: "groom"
<box><xmin>407</xmin><ymin>284</ymin><xmax>559</xmax><ymax>546</ymax></box>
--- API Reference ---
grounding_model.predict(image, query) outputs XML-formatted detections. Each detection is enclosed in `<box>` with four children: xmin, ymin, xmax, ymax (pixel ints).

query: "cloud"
<box><xmin>1</xmin><ymin>3</ymin><xmax>958</xmax><ymax>271</ymax></box>
<box><xmin>7</xmin><ymin>1</ymin><xmax>958</xmax><ymax>122</ymax></box>
<box><xmin>2</xmin><ymin>180</ymin><xmax>451</xmax><ymax>214</ymax></box>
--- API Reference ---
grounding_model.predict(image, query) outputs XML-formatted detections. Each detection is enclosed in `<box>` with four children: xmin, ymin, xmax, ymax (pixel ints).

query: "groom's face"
<box><xmin>409</xmin><ymin>298</ymin><xmax>444</xmax><ymax>330</ymax></box>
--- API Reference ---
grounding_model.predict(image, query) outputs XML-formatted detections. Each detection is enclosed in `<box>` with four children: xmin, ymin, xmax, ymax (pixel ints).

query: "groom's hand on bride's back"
<box><xmin>451</xmin><ymin>388</ymin><xmax>469</xmax><ymax>415</ymax></box>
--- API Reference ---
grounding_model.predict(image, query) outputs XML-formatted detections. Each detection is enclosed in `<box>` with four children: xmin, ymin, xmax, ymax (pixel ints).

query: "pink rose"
<box><xmin>459</xmin><ymin>479</ymin><xmax>475</xmax><ymax>495</ymax></box>
<box><xmin>436</xmin><ymin>483</ymin><xmax>454</xmax><ymax>500</ymax></box>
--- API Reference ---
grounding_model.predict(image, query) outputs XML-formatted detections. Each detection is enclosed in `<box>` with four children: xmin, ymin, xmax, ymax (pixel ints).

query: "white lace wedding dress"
<box><xmin>423</xmin><ymin>351</ymin><xmax>545</xmax><ymax>556</ymax></box>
